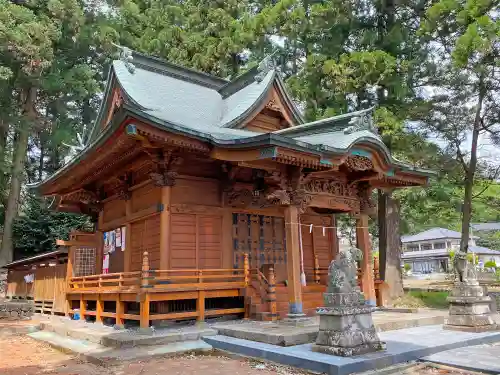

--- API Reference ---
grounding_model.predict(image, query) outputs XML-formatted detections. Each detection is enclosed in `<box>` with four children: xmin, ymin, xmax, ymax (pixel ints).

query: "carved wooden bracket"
<box><xmin>266</xmin><ymin>167</ymin><xmax>313</xmax><ymax>213</ymax></box>
<box><xmin>358</xmin><ymin>181</ymin><xmax>376</xmax><ymax>214</ymax></box>
<box><xmin>221</xmin><ymin>163</ymin><xmax>240</xmax><ymax>192</ymax></box>
<box><xmin>149</xmin><ymin>149</ymin><xmax>183</xmax><ymax>187</ymax></box>
<box><xmin>115</xmin><ymin>173</ymin><xmax>132</xmax><ymax>200</ymax></box>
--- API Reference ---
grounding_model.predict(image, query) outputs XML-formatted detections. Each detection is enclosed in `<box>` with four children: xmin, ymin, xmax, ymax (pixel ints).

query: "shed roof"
<box><xmin>4</xmin><ymin>249</ymin><xmax>68</xmax><ymax>269</ymax></box>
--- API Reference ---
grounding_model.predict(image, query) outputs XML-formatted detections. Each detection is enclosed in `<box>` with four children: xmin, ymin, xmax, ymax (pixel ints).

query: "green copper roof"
<box><xmin>30</xmin><ymin>51</ymin><xmax>435</xmax><ymax>192</ymax></box>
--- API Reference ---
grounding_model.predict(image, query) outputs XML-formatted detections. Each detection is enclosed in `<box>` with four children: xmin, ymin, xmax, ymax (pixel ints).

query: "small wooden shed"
<box><xmin>5</xmin><ymin>247</ymin><xmax>69</xmax><ymax>315</ymax></box>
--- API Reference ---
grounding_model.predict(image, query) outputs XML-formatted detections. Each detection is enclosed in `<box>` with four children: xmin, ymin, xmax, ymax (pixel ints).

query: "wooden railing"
<box><xmin>69</xmin><ymin>251</ymin><xmax>246</xmax><ymax>293</ymax></box>
<box><xmin>68</xmin><ymin>251</ymin><xmax>249</xmax><ymax>328</ymax></box>
<box><xmin>250</xmin><ymin>264</ymin><xmax>277</xmax><ymax>321</ymax></box>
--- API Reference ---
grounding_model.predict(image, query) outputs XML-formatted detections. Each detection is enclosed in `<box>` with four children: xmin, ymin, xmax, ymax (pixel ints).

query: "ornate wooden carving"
<box><xmin>115</xmin><ymin>173</ymin><xmax>132</xmax><ymax>200</ymax></box>
<box><xmin>149</xmin><ymin>149</ymin><xmax>183</xmax><ymax>187</ymax></box>
<box><xmin>224</xmin><ymin>188</ymin><xmax>270</xmax><ymax>208</ymax></box>
<box><xmin>265</xmin><ymin>167</ymin><xmax>313</xmax><ymax>213</ymax></box>
<box><xmin>358</xmin><ymin>182</ymin><xmax>376</xmax><ymax>214</ymax></box>
<box><xmin>265</xmin><ymin>98</ymin><xmax>281</xmax><ymax>112</ymax></box>
<box><xmin>345</xmin><ymin>155</ymin><xmax>374</xmax><ymax>171</ymax></box>
<box><xmin>221</xmin><ymin>163</ymin><xmax>240</xmax><ymax>192</ymax></box>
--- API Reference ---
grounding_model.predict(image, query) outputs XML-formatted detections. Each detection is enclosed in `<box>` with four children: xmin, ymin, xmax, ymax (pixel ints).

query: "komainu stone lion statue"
<box><xmin>327</xmin><ymin>247</ymin><xmax>363</xmax><ymax>294</ymax></box>
<box><xmin>453</xmin><ymin>250</ymin><xmax>468</xmax><ymax>283</ymax></box>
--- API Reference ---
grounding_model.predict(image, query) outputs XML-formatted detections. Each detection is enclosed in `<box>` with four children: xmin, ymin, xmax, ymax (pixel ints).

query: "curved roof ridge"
<box><xmin>274</xmin><ymin>107</ymin><xmax>375</xmax><ymax>136</ymax></box>
<box><xmin>131</xmin><ymin>50</ymin><xmax>228</xmax><ymax>89</ymax></box>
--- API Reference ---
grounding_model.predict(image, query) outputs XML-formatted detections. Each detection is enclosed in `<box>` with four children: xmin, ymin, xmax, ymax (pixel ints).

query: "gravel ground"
<box><xmin>0</xmin><ymin>331</ymin><xmax>483</xmax><ymax>375</ymax></box>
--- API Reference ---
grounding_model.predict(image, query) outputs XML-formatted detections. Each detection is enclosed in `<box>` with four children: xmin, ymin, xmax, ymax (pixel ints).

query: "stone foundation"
<box><xmin>312</xmin><ymin>295</ymin><xmax>386</xmax><ymax>357</ymax></box>
<box><xmin>444</xmin><ymin>280</ymin><xmax>497</xmax><ymax>332</ymax></box>
<box><xmin>0</xmin><ymin>300</ymin><xmax>34</xmax><ymax>320</ymax></box>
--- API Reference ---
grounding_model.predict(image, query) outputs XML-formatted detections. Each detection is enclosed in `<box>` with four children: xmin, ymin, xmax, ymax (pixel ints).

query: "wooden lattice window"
<box><xmin>73</xmin><ymin>247</ymin><xmax>96</xmax><ymax>277</ymax></box>
<box><xmin>232</xmin><ymin>213</ymin><xmax>285</xmax><ymax>269</ymax></box>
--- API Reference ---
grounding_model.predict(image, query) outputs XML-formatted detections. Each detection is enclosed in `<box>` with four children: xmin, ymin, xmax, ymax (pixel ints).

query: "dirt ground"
<box><xmin>0</xmin><ymin>332</ymin><xmax>478</xmax><ymax>375</ymax></box>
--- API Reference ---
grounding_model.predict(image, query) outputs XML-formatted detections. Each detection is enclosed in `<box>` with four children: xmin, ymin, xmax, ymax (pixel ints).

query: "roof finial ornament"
<box><xmin>112</xmin><ymin>43</ymin><xmax>136</xmax><ymax>74</ymax></box>
<box><xmin>255</xmin><ymin>50</ymin><xmax>279</xmax><ymax>83</ymax></box>
<box><xmin>343</xmin><ymin>107</ymin><xmax>377</xmax><ymax>135</ymax></box>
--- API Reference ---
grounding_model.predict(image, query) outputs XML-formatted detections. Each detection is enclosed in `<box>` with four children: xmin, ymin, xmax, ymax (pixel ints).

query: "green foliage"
<box><xmin>404</xmin><ymin>263</ymin><xmax>411</xmax><ymax>272</ymax></box>
<box><xmin>407</xmin><ymin>291</ymin><xmax>449</xmax><ymax>309</ymax></box>
<box><xmin>484</xmin><ymin>260</ymin><xmax>496</xmax><ymax>269</ymax></box>
<box><xmin>12</xmin><ymin>194</ymin><xmax>91</xmax><ymax>259</ymax></box>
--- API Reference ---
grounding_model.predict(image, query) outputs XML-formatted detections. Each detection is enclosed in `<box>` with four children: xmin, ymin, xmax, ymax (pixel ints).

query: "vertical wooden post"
<box><xmin>79</xmin><ymin>296</ymin><xmax>86</xmax><ymax>321</ymax></box>
<box><xmin>331</xmin><ymin>214</ymin><xmax>339</xmax><ymax>260</ymax></box>
<box><xmin>96</xmin><ymin>296</ymin><xmax>103</xmax><ymax>323</ymax></box>
<box><xmin>356</xmin><ymin>214</ymin><xmax>376</xmax><ymax>306</ymax></box>
<box><xmin>140</xmin><ymin>294</ymin><xmax>150</xmax><ymax>329</ymax></box>
<box><xmin>221</xmin><ymin>209</ymin><xmax>233</xmax><ymax>269</ymax></box>
<box><xmin>314</xmin><ymin>255</ymin><xmax>321</xmax><ymax>284</ymax></box>
<box><xmin>159</xmin><ymin>186</ymin><xmax>171</xmax><ymax>270</ymax></box>
<box><xmin>140</xmin><ymin>251</ymin><xmax>151</xmax><ymax>329</ymax></box>
<box><xmin>124</xmin><ymin>199</ymin><xmax>132</xmax><ymax>272</ymax></box>
<box><xmin>65</xmin><ymin>247</ymin><xmax>74</xmax><ymax>316</ymax></box>
<box><xmin>268</xmin><ymin>267</ymin><xmax>277</xmax><ymax>322</ymax></box>
<box><xmin>243</xmin><ymin>253</ymin><xmax>250</xmax><ymax>287</ymax></box>
<box><xmin>141</xmin><ymin>251</ymin><xmax>150</xmax><ymax>289</ymax></box>
<box><xmin>284</xmin><ymin>205</ymin><xmax>303</xmax><ymax>316</ymax></box>
<box><xmin>197</xmin><ymin>290</ymin><xmax>205</xmax><ymax>322</ymax></box>
<box><xmin>115</xmin><ymin>296</ymin><xmax>124</xmax><ymax>327</ymax></box>
<box><xmin>96</xmin><ymin>212</ymin><xmax>104</xmax><ymax>274</ymax></box>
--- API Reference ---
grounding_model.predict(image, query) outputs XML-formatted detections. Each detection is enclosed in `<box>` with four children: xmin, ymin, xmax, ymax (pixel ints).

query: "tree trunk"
<box><xmin>0</xmin><ymin>119</ymin><xmax>9</xmax><ymax>207</ymax></box>
<box><xmin>378</xmin><ymin>190</ymin><xmax>404</xmax><ymax>303</ymax></box>
<box><xmin>0</xmin><ymin>87</ymin><xmax>36</xmax><ymax>266</ymax></box>
<box><xmin>459</xmin><ymin>84</ymin><xmax>484</xmax><ymax>253</ymax></box>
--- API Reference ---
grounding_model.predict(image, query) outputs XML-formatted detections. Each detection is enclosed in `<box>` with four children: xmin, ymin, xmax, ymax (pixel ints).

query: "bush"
<box><xmin>484</xmin><ymin>260</ymin><xmax>497</xmax><ymax>269</ymax></box>
<box><xmin>404</xmin><ymin>263</ymin><xmax>411</xmax><ymax>272</ymax></box>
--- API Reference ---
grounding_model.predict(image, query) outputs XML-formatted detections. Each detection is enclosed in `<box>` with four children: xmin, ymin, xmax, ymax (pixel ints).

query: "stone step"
<box><xmin>28</xmin><ymin>331</ymin><xmax>212</xmax><ymax>365</ymax></box>
<box><xmin>39</xmin><ymin>320</ymin><xmax>217</xmax><ymax>348</ymax></box>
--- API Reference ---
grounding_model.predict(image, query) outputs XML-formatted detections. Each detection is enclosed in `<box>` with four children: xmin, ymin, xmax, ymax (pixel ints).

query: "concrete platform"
<box><xmin>39</xmin><ymin>317</ymin><xmax>217</xmax><ymax>347</ymax></box>
<box><xmin>423</xmin><ymin>343</ymin><xmax>500</xmax><ymax>374</ymax></box>
<box><xmin>203</xmin><ymin>325</ymin><xmax>500</xmax><ymax>375</ymax></box>
<box><xmin>27</xmin><ymin>330</ymin><xmax>213</xmax><ymax>366</ymax></box>
<box><xmin>212</xmin><ymin>309</ymin><xmax>448</xmax><ymax>346</ymax></box>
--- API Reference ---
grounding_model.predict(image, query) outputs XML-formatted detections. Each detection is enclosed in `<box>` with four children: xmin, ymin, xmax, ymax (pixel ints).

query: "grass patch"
<box><xmin>407</xmin><ymin>290</ymin><xmax>449</xmax><ymax>309</ymax></box>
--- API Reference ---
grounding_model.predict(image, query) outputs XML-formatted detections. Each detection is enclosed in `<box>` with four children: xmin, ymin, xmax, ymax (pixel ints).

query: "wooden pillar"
<box><xmin>159</xmin><ymin>186</ymin><xmax>171</xmax><ymax>270</ymax></box>
<box><xmin>221</xmin><ymin>209</ymin><xmax>233</xmax><ymax>269</ymax></box>
<box><xmin>124</xmin><ymin>199</ymin><xmax>132</xmax><ymax>272</ymax></box>
<box><xmin>96</xmin><ymin>296</ymin><xmax>103</xmax><ymax>323</ymax></box>
<box><xmin>284</xmin><ymin>205</ymin><xmax>303</xmax><ymax>316</ymax></box>
<box><xmin>356</xmin><ymin>214</ymin><xmax>376</xmax><ymax>306</ymax></box>
<box><xmin>140</xmin><ymin>251</ymin><xmax>151</xmax><ymax>328</ymax></box>
<box><xmin>331</xmin><ymin>214</ymin><xmax>339</xmax><ymax>260</ymax></box>
<box><xmin>140</xmin><ymin>294</ymin><xmax>150</xmax><ymax>329</ymax></box>
<box><xmin>268</xmin><ymin>267</ymin><xmax>277</xmax><ymax>321</ymax></box>
<box><xmin>79</xmin><ymin>296</ymin><xmax>86</xmax><ymax>321</ymax></box>
<box><xmin>96</xmin><ymin>211</ymin><xmax>104</xmax><ymax>274</ymax></box>
<box><xmin>197</xmin><ymin>290</ymin><xmax>206</xmax><ymax>322</ymax></box>
<box><xmin>116</xmin><ymin>296</ymin><xmax>124</xmax><ymax>327</ymax></box>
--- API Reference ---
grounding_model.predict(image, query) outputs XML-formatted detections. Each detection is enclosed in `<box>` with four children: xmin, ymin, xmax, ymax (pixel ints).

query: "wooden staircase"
<box><xmin>242</xmin><ymin>267</ymin><xmax>326</xmax><ymax>320</ymax></box>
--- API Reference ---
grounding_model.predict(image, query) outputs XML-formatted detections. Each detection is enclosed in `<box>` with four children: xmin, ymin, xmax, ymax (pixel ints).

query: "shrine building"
<box><xmin>28</xmin><ymin>51</ymin><xmax>433</xmax><ymax>327</ymax></box>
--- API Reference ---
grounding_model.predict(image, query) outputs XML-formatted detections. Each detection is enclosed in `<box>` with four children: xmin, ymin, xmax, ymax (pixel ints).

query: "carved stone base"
<box><xmin>445</xmin><ymin>281</ymin><xmax>497</xmax><ymax>332</ymax></box>
<box><xmin>312</xmin><ymin>340</ymin><xmax>386</xmax><ymax>357</ymax></box>
<box><xmin>443</xmin><ymin>324</ymin><xmax>499</xmax><ymax>333</ymax></box>
<box><xmin>313</xmin><ymin>303</ymin><xmax>385</xmax><ymax>357</ymax></box>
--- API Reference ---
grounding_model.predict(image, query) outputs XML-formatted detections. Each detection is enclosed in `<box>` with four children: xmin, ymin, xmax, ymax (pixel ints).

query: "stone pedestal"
<box><xmin>444</xmin><ymin>280</ymin><xmax>498</xmax><ymax>332</ymax></box>
<box><xmin>312</xmin><ymin>291</ymin><xmax>386</xmax><ymax>356</ymax></box>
